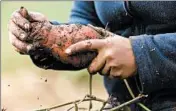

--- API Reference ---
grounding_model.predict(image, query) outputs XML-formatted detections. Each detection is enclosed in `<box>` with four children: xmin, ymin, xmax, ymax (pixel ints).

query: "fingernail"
<box><xmin>65</xmin><ymin>49</ymin><xmax>71</xmax><ymax>54</ymax></box>
<box><xmin>24</xmin><ymin>23</ymin><xmax>30</xmax><ymax>30</ymax></box>
<box><xmin>88</xmin><ymin>67</ymin><xmax>94</xmax><ymax>74</ymax></box>
<box><xmin>20</xmin><ymin>33</ymin><xmax>26</xmax><ymax>40</ymax></box>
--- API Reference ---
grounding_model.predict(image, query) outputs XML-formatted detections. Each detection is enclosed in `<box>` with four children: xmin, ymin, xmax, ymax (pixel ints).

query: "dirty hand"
<box><xmin>65</xmin><ymin>35</ymin><xmax>137</xmax><ymax>79</ymax></box>
<box><xmin>8</xmin><ymin>7</ymin><xmax>111</xmax><ymax>70</ymax></box>
<box><xmin>8</xmin><ymin>7</ymin><xmax>48</xmax><ymax>54</ymax></box>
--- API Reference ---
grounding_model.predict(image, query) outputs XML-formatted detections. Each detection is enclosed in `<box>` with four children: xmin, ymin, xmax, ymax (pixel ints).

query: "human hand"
<box><xmin>8</xmin><ymin>7</ymin><xmax>49</xmax><ymax>54</ymax></box>
<box><xmin>65</xmin><ymin>35</ymin><xmax>137</xmax><ymax>79</ymax></box>
<box><xmin>8</xmin><ymin>7</ymin><xmax>110</xmax><ymax>69</ymax></box>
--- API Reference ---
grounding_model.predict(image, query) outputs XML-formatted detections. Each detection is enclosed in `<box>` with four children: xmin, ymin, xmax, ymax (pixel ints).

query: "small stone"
<box><xmin>8</xmin><ymin>85</ymin><xmax>10</xmax><ymax>87</ymax></box>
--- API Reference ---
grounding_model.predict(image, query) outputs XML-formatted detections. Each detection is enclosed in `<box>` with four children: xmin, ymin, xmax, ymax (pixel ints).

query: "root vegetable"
<box><xmin>19</xmin><ymin>7</ymin><xmax>112</xmax><ymax>70</ymax></box>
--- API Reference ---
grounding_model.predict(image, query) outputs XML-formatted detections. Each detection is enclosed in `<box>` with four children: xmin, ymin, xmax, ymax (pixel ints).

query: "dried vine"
<box><xmin>34</xmin><ymin>75</ymin><xmax>150</xmax><ymax>111</ymax></box>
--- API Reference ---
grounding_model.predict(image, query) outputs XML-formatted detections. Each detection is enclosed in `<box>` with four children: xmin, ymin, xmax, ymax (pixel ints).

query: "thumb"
<box><xmin>87</xmin><ymin>24</ymin><xmax>114</xmax><ymax>37</ymax></box>
<box><xmin>19</xmin><ymin>6</ymin><xmax>48</xmax><ymax>22</ymax></box>
<box><xmin>19</xmin><ymin>6</ymin><xmax>32</xmax><ymax>21</ymax></box>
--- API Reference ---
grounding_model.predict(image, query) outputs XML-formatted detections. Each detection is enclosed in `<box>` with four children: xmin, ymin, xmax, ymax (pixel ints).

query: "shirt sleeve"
<box><xmin>130</xmin><ymin>33</ymin><xmax>176</xmax><ymax>94</ymax></box>
<box><xmin>68</xmin><ymin>1</ymin><xmax>103</xmax><ymax>27</ymax></box>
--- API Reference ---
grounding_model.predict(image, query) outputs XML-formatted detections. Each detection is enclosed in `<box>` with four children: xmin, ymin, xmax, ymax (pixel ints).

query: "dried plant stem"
<box><xmin>99</xmin><ymin>99</ymin><xmax>108</xmax><ymax>111</ymax></box>
<box><xmin>67</xmin><ymin>95</ymin><xmax>88</xmax><ymax>111</ymax></box>
<box><xmin>123</xmin><ymin>79</ymin><xmax>151</xmax><ymax>111</ymax></box>
<box><xmin>109</xmin><ymin>94</ymin><xmax>147</xmax><ymax>111</ymax></box>
<box><xmin>89</xmin><ymin>75</ymin><xmax>93</xmax><ymax>111</ymax></box>
<box><xmin>35</xmin><ymin>96</ymin><xmax>106</xmax><ymax>111</ymax></box>
<box><xmin>74</xmin><ymin>103</ymin><xmax>78</xmax><ymax>111</ymax></box>
<box><xmin>123</xmin><ymin>79</ymin><xmax>135</xmax><ymax>98</ymax></box>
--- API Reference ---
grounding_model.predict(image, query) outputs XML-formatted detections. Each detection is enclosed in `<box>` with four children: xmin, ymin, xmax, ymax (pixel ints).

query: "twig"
<box><xmin>137</xmin><ymin>103</ymin><xmax>151</xmax><ymax>111</ymax></box>
<box><xmin>89</xmin><ymin>75</ymin><xmax>93</xmax><ymax>111</ymax></box>
<box><xmin>35</xmin><ymin>95</ymin><xmax>106</xmax><ymax>111</ymax></box>
<box><xmin>78</xmin><ymin>107</ymin><xmax>88</xmax><ymax>110</ymax></box>
<box><xmin>123</xmin><ymin>79</ymin><xmax>135</xmax><ymax>98</ymax></box>
<box><xmin>123</xmin><ymin>79</ymin><xmax>151</xmax><ymax>111</ymax></box>
<box><xmin>74</xmin><ymin>103</ymin><xmax>78</xmax><ymax>111</ymax></box>
<box><xmin>67</xmin><ymin>95</ymin><xmax>88</xmax><ymax>111</ymax></box>
<box><xmin>99</xmin><ymin>99</ymin><xmax>108</xmax><ymax>111</ymax></box>
<box><xmin>109</xmin><ymin>94</ymin><xmax>147</xmax><ymax>111</ymax></box>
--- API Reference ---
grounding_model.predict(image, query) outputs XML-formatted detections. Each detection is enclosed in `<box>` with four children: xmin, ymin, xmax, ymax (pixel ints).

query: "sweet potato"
<box><xmin>19</xmin><ymin>7</ymin><xmax>112</xmax><ymax>70</ymax></box>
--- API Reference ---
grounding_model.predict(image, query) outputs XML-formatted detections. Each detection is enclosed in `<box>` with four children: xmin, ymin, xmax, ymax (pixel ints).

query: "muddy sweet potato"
<box><xmin>19</xmin><ymin>7</ymin><xmax>112</xmax><ymax>70</ymax></box>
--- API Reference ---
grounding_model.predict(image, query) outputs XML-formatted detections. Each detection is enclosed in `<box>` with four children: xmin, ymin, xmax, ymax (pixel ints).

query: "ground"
<box><xmin>2</xmin><ymin>69</ymin><xmax>108</xmax><ymax>111</ymax></box>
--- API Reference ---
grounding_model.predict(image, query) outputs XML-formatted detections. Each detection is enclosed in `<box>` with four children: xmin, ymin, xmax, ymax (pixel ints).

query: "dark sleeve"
<box><xmin>68</xmin><ymin>1</ymin><xmax>103</xmax><ymax>27</ymax></box>
<box><xmin>130</xmin><ymin>33</ymin><xmax>176</xmax><ymax>94</ymax></box>
<box><xmin>50</xmin><ymin>1</ymin><xmax>104</xmax><ymax>26</ymax></box>
<box><xmin>29</xmin><ymin>1</ymin><xmax>103</xmax><ymax>70</ymax></box>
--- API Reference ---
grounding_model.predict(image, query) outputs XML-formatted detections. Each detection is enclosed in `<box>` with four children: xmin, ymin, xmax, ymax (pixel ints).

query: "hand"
<box><xmin>8</xmin><ymin>7</ymin><xmax>48</xmax><ymax>54</ymax></box>
<box><xmin>65</xmin><ymin>35</ymin><xmax>137</xmax><ymax>79</ymax></box>
<box><xmin>8</xmin><ymin>7</ymin><xmax>108</xmax><ymax>70</ymax></box>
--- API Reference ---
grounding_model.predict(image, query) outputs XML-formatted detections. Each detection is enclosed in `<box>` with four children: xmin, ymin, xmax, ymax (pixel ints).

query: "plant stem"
<box><xmin>99</xmin><ymin>101</ymin><xmax>108</xmax><ymax>111</ymax></box>
<box><xmin>35</xmin><ymin>95</ymin><xmax>106</xmax><ymax>111</ymax></box>
<box><xmin>89</xmin><ymin>75</ymin><xmax>93</xmax><ymax>111</ymax></box>
<box><xmin>123</xmin><ymin>79</ymin><xmax>151</xmax><ymax>111</ymax></box>
<box><xmin>67</xmin><ymin>95</ymin><xmax>88</xmax><ymax>111</ymax></box>
<box><xmin>109</xmin><ymin>94</ymin><xmax>146</xmax><ymax>111</ymax></box>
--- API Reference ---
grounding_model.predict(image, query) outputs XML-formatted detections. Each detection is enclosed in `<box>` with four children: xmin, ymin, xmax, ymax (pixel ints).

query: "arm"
<box><xmin>130</xmin><ymin>33</ymin><xmax>176</xmax><ymax>94</ymax></box>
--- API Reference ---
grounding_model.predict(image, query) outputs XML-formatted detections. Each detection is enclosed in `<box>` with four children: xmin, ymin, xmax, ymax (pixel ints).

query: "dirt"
<box><xmin>1</xmin><ymin>69</ymin><xmax>108</xmax><ymax>111</ymax></box>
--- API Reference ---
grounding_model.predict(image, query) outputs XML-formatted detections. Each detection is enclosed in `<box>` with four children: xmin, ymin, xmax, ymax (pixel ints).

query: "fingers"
<box><xmin>11</xmin><ymin>9</ymin><xmax>48</xmax><ymax>30</ymax></box>
<box><xmin>87</xmin><ymin>24</ymin><xmax>104</xmax><ymax>33</ymax></box>
<box><xmin>28</xmin><ymin>11</ymin><xmax>48</xmax><ymax>22</ymax></box>
<box><xmin>88</xmin><ymin>51</ymin><xmax>106</xmax><ymax>74</ymax></box>
<box><xmin>11</xmin><ymin>10</ymin><xmax>30</xmax><ymax>30</ymax></box>
<box><xmin>65</xmin><ymin>39</ymin><xmax>105</xmax><ymax>55</ymax></box>
<box><xmin>8</xmin><ymin>20</ymin><xmax>28</xmax><ymax>41</ymax></box>
<box><xmin>9</xmin><ymin>32</ymin><xmax>32</xmax><ymax>54</ymax></box>
<box><xmin>110</xmin><ymin>66</ymin><xmax>123</xmax><ymax>78</ymax></box>
<box><xmin>87</xmin><ymin>24</ymin><xmax>106</xmax><ymax>35</ymax></box>
<box><xmin>101</xmin><ymin>62</ymin><xmax>111</xmax><ymax>75</ymax></box>
<box><xmin>87</xmin><ymin>24</ymin><xmax>114</xmax><ymax>37</ymax></box>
